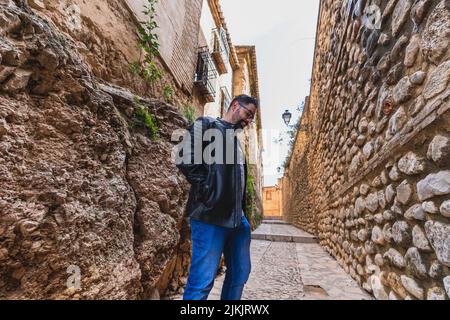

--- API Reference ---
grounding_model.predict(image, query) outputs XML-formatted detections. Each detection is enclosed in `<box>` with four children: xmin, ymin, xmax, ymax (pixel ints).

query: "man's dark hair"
<box><xmin>230</xmin><ymin>94</ymin><xmax>258</xmax><ymax>109</ymax></box>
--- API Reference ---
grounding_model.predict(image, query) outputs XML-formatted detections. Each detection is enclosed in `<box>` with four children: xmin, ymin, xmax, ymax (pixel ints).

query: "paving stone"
<box><xmin>172</xmin><ymin>222</ymin><xmax>371</xmax><ymax>300</ymax></box>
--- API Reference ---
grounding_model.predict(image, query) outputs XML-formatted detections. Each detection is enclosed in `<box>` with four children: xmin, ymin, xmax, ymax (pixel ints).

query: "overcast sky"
<box><xmin>220</xmin><ymin>0</ymin><xmax>320</xmax><ymax>186</ymax></box>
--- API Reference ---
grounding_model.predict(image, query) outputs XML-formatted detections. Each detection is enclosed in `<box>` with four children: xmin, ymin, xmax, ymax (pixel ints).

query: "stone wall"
<box><xmin>0</xmin><ymin>1</ymin><xmax>193</xmax><ymax>299</ymax></box>
<box><xmin>25</xmin><ymin>0</ymin><xmax>205</xmax><ymax>115</ymax></box>
<box><xmin>283</xmin><ymin>0</ymin><xmax>450</xmax><ymax>300</ymax></box>
<box><xmin>282</xmin><ymin>126</ymin><xmax>316</xmax><ymax>233</ymax></box>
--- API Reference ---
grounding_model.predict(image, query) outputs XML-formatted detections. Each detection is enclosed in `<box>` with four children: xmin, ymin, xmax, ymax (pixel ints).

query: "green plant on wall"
<box><xmin>163</xmin><ymin>84</ymin><xmax>174</xmax><ymax>103</ymax></box>
<box><xmin>280</xmin><ymin>116</ymin><xmax>301</xmax><ymax>169</ymax></box>
<box><xmin>246</xmin><ymin>165</ymin><xmax>262</xmax><ymax>229</ymax></box>
<box><xmin>276</xmin><ymin>100</ymin><xmax>305</xmax><ymax>170</ymax></box>
<box><xmin>129</xmin><ymin>0</ymin><xmax>162</xmax><ymax>85</ymax></box>
<box><xmin>132</xmin><ymin>96</ymin><xmax>159</xmax><ymax>140</ymax></box>
<box><xmin>182</xmin><ymin>103</ymin><xmax>196</xmax><ymax>125</ymax></box>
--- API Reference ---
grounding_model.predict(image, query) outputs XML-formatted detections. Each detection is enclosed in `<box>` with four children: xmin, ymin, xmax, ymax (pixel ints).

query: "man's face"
<box><xmin>230</xmin><ymin>101</ymin><xmax>257</xmax><ymax>128</ymax></box>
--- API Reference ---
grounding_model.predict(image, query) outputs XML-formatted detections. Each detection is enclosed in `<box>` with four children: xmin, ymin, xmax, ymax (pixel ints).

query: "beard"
<box><xmin>231</xmin><ymin>111</ymin><xmax>246</xmax><ymax>129</ymax></box>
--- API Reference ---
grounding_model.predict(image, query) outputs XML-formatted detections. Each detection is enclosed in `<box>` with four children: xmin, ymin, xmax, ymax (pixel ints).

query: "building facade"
<box><xmin>125</xmin><ymin>0</ymin><xmax>241</xmax><ymax>118</ymax></box>
<box><xmin>263</xmin><ymin>182</ymin><xmax>283</xmax><ymax>218</ymax></box>
<box><xmin>233</xmin><ymin>46</ymin><xmax>264</xmax><ymax>226</ymax></box>
<box><xmin>198</xmin><ymin>0</ymin><xmax>236</xmax><ymax>118</ymax></box>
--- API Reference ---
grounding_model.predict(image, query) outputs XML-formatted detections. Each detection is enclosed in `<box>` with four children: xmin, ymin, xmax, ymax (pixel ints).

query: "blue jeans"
<box><xmin>183</xmin><ymin>215</ymin><xmax>252</xmax><ymax>300</ymax></box>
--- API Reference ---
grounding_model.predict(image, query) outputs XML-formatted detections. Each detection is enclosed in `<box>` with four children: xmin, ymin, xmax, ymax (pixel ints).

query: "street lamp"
<box><xmin>282</xmin><ymin>109</ymin><xmax>292</xmax><ymax>126</ymax></box>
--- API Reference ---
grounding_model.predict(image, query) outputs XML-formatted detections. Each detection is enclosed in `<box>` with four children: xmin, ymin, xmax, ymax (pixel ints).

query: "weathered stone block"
<box><xmin>393</xmin><ymin>77</ymin><xmax>414</xmax><ymax>104</ymax></box>
<box><xmin>387</xmin><ymin>106</ymin><xmax>407</xmax><ymax>137</ymax></box>
<box><xmin>384</xmin><ymin>248</ymin><xmax>406</xmax><ymax>268</ymax></box>
<box><xmin>423</xmin><ymin>60</ymin><xmax>450</xmax><ymax>100</ymax></box>
<box><xmin>427</xmin><ymin>134</ymin><xmax>450</xmax><ymax>166</ymax></box>
<box><xmin>392</xmin><ymin>0</ymin><xmax>414</xmax><ymax>36</ymax></box>
<box><xmin>372</xmin><ymin>225</ymin><xmax>385</xmax><ymax>245</ymax></box>
<box><xmin>398</xmin><ymin>152</ymin><xmax>426</xmax><ymax>175</ymax></box>
<box><xmin>405</xmin><ymin>247</ymin><xmax>427</xmax><ymax>278</ymax></box>
<box><xmin>385</xmin><ymin>184</ymin><xmax>396</xmax><ymax>203</ymax></box>
<box><xmin>387</xmin><ymin>272</ymin><xmax>408</xmax><ymax>298</ymax></box>
<box><xmin>401</xmin><ymin>275</ymin><xmax>424</xmax><ymax>299</ymax></box>
<box><xmin>360</xmin><ymin>183</ymin><xmax>370</xmax><ymax>196</ymax></box>
<box><xmin>396</xmin><ymin>180</ymin><xmax>412</xmax><ymax>205</ymax></box>
<box><xmin>391</xmin><ymin>35</ymin><xmax>409</xmax><ymax>62</ymax></box>
<box><xmin>392</xmin><ymin>220</ymin><xmax>412</xmax><ymax>247</ymax></box>
<box><xmin>366</xmin><ymin>192</ymin><xmax>380</xmax><ymax>213</ymax></box>
<box><xmin>386</xmin><ymin>62</ymin><xmax>404</xmax><ymax>85</ymax></box>
<box><xmin>421</xmin><ymin>1</ymin><xmax>450</xmax><ymax>64</ymax></box>
<box><xmin>410</xmin><ymin>71</ymin><xmax>426</xmax><ymax>85</ymax></box>
<box><xmin>370</xmin><ymin>275</ymin><xmax>389</xmax><ymax>300</ymax></box>
<box><xmin>440</xmin><ymin>200</ymin><xmax>450</xmax><ymax>218</ymax></box>
<box><xmin>426</xmin><ymin>287</ymin><xmax>446</xmax><ymax>300</ymax></box>
<box><xmin>404</xmin><ymin>203</ymin><xmax>426</xmax><ymax>220</ymax></box>
<box><xmin>404</xmin><ymin>34</ymin><xmax>420</xmax><ymax>67</ymax></box>
<box><xmin>374</xmin><ymin>253</ymin><xmax>384</xmax><ymax>267</ymax></box>
<box><xmin>412</xmin><ymin>225</ymin><xmax>432</xmax><ymax>252</ymax></box>
<box><xmin>383</xmin><ymin>210</ymin><xmax>395</xmax><ymax>221</ymax></box>
<box><xmin>429</xmin><ymin>260</ymin><xmax>444</xmax><ymax>279</ymax></box>
<box><xmin>417</xmin><ymin>171</ymin><xmax>450</xmax><ymax>201</ymax></box>
<box><xmin>425</xmin><ymin>220</ymin><xmax>450</xmax><ymax>267</ymax></box>
<box><xmin>411</xmin><ymin>0</ymin><xmax>433</xmax><ymax>28</ymax></box>
<box><xmin>422</xmin><ymin>201</ymin><xmax>439</xmax><ymax>214</ymax></box>
<box><xmin>443</xmin><ymin>276</ymin><xmax>450</xmax><ymax>298</ymax></box>
<box><xmin>358</xmin><ymin>228</ymin><xmax>368</xmax><ymax>242</ymax></box>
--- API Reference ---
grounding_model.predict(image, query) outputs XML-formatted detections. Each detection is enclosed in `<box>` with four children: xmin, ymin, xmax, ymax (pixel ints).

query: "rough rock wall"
<box><xmin>284</xmin><ymin>0</ymin><xmax>450</xmax><ymax>300</ymax></box>
<box><xmin>0</xmin><ymin>1</ymin><xmax>191</xmax><ymax>299</ymax></box>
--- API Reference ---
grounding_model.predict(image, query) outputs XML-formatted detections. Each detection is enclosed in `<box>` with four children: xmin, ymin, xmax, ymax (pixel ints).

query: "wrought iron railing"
<box><xmin>194</xmin><ymin>47</ymin><xmax>218</xmax><ymax>101</ymax></box>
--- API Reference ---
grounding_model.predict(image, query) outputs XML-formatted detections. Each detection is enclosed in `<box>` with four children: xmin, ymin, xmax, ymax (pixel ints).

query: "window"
<box><xmin>211</xmin><ymin>27</ymin><xmax>230</xmax><ymax>75</ymax></box>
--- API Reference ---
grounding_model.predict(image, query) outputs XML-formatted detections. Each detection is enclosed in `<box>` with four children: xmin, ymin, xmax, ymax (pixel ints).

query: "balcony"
<box><xmin>194</xmin><ymin>47</ymin><xmax>218</xmax><ymax>102</ymax></box>
<box><xmin>211</xmin><ymin>27</ymin><xmax>230</xmax><ymax>75</ymax></box>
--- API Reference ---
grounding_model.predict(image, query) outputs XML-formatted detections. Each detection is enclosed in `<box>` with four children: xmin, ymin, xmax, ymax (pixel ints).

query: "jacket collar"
<box><xmin>216</xmin><ymin>117</ymin><xmax>242</xmax><ymax>130</ymax></box>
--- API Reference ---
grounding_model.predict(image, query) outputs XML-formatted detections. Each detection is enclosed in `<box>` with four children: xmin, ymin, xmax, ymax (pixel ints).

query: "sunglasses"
<box><xmin>237</xmin><ymin>102</ymin><xmax>255</xmax><ymax>122</ymax></box>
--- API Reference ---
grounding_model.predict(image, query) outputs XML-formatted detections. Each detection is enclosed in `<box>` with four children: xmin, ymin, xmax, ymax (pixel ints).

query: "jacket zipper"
<box><xmin>234</xmin><ymin>136</ymin><xmax>239</xmax><ymax>228</ymax></box>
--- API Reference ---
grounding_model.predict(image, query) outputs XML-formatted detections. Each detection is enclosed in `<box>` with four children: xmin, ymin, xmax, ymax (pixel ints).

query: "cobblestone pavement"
<box><xmin>252</xmin><ymin>223</ymin><xmax>316</xmax><ymax>237</ymax></box>
<box><xmin>172</xmin><ymin>221</ymin><xmax>372</xmax><ymax>300</ymax></box>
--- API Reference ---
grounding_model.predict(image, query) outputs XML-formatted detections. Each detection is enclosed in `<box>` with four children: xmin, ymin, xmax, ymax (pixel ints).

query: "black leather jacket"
<box><xmin>176</xmin><ymin>117</ymin><xmax>247</xmax><ymax>228</ymax></box>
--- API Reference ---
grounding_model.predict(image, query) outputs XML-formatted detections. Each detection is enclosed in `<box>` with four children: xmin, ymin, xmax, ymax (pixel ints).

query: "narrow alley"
<box><xmin>0</xmin><ymin>0</ymin><xmax>449</xmax><ymax>302</ymax></box>
<box><xmin>172</xmin><ymin>218</ymin><xmax>371</xmax><ymax>300</ymax></box>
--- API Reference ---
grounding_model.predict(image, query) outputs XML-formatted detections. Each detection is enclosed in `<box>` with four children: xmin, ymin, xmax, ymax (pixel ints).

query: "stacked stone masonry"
<box><xmin>283</xmin><ymin>0</ymin><xmax>450</xmax><ymax>300</ymax></box>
